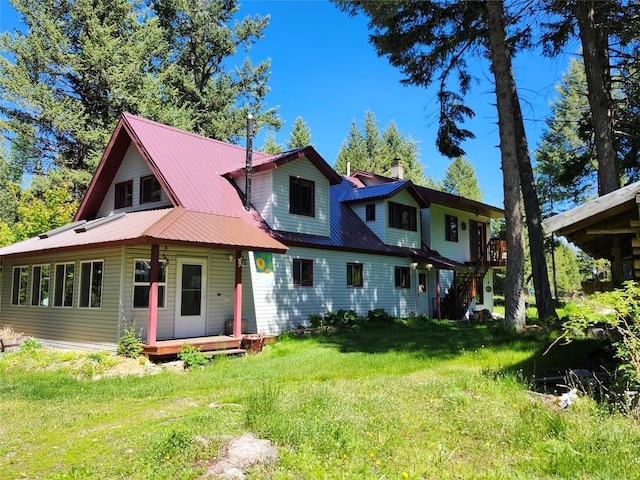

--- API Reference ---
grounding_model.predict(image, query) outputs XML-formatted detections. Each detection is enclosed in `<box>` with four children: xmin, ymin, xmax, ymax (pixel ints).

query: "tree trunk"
<box><xmin>575</xmin><ymin>0</ymin><xmax>619</xmax><ymax>195</ymax></box>
<box><xmin>486</xmin><ymin>0</ymin><xmax>526</xmax><ymax>332</ymax></box>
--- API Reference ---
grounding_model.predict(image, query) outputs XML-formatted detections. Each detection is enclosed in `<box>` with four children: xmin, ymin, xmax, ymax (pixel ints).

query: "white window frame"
<box><xmin>11</xmin><ymin>266</ymin><xmax>29</xmax><ymax>306</ymax></box>
<box><xmin>31</xmin><ymin>264</ymin><xmax>51</xmax><ymax>307</ymax></box>
<box><xmin>53</xmin><ymin>262</ymin><xmax>75</xmax><ymax>308</ymax></box>
<box><xmin>133</xmin><ymin>258</ymin><xmax>167</xmax><ymax>309</ymax></box>
<box><xmin>79</xmin><ymin>260</ymin><xmax>103</xmax><ymax>309</ymax></box>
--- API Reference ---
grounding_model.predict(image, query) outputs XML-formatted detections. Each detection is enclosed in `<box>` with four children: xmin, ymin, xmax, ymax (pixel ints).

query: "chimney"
<box><xmin>245</xmin><ymin>113</ymin><xmax>253</xmax><ymax>212</ymax></box>
<box><xmin>347</xmin><ymin>161</ymin><xmax>351</xmax><ymax>177</ymax></box>
<box><xmin>390</xmin><ymin>157</ymin><xmax>404</xmax><ymax>180</ymax></box>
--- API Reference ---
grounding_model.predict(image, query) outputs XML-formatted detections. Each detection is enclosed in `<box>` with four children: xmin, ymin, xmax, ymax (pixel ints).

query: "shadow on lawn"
<box><xmin>309</xmin><ymin>319</ymin><xmax>610</xmax><ymax>379</ymax></box>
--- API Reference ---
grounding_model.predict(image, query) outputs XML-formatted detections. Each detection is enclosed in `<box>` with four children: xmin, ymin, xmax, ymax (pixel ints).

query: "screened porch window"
<box><xmin>11</xmin><ymin>266</ymin><xmax>29</xmax><ymax>306</ymax></box>
<box><xmin>54</xmin><ymin>263</ymin><xmax>75</xmax><ymax>307</ymax></box>
<box><xmin>31</xmin><ymin>265</ymin><xmax>50</xmax><ymax>306</ymax></box>
<box><xmin>133</xmin><ymin>259</ymin><xmax>167</xmax><ymax>308</ymax></box>
<box><xmin>79</xmin><ymin>260</ymin><xmax>103</xmax><ymax>308</ymax></box>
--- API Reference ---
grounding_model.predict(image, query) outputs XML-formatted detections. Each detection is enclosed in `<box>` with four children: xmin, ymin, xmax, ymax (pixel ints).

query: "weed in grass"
<box><xmin>178</xmin><ymin>342</ymin><xmax>208</xmax><ymax>369</ymax></box>
<box><xmin>117</xmin><ymin>321</ymin><xmax>143</xmax><ymax>358</ymax></box>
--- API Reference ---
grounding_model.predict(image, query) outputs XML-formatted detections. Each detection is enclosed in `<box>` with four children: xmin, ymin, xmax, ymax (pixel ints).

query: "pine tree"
<box><xmin>441</xmin><ymin>157</ymin><xmax>483</xmax><ymax>201</ymax></box>
<box><xmin>286</xmin><ymin>117</ymin><xmax>313</xmax><ymax>149</ymax></box>
<box><xmin>260</xmin><ymin>128</ymin><xmax>283</xmax><ymax>154</ymax></box>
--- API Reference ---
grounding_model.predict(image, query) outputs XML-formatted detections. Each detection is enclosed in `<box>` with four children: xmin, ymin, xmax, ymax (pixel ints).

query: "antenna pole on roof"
<box><xmin>245</xmin><ymin>113</ymin><xmax>253</xmax><ymax>212</ymax></box>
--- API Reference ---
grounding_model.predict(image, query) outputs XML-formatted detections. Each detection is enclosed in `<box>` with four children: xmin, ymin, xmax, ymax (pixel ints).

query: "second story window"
<box><xmin>366</xmin><ymin>203</ymin><xmax>376</xmax><ymax>222</ymax></box>
<box><xmin>140</xmin><ymin>175</ymin><xmax>161</xmax><ymax>204</ymax></box>
<box><xmin>389</xmin><ymin>202</ymin><xmax>417</xmax><ymax>231</ymax></box>
<box><xmin>115</xmin><ymin>180</ymin><xmax>133</xmax><ymax>209</ymax></box>
<box><xmin>290</xmin><ymin>176</ymin><xmax>315</xmax><ymax>217</ymax></box>
<box><xmin>445</xmin><ymin>214</ymin><xmax>458</xmax><ymax>242</ymax></box>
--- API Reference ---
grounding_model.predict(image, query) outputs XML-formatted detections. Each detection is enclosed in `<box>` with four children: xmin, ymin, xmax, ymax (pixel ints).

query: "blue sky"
<box><xmin>0</xmin><ymin>0</ymin><xmax>575</xmax><ymax>208</ymax></box>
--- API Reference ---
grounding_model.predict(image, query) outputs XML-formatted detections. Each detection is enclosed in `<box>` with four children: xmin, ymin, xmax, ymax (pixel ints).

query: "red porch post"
<box><xmin>147</xmin><ymin>244</ymin><xmax>159</xmax><ymax>346</ymax></box>
<box><xmin>436</xmin><ymin>269</ymin><xmax>441</xmax><ymax>320</ymax></box>
<box><xmin>233</xmin><ymin>250</ymin><xmax>243</xmax><ymax>338</ymax></box>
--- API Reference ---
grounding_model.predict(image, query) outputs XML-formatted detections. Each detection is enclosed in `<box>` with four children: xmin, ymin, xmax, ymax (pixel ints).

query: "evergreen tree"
<box><xmin>381</xmin><ymin>121</ymin><xmax>425</xmax><ymax>185</ymax></box>
<box><xmin>286</xmin><ymin>117</ymin><xmax>313</xmax><ymax>149</ymax></box>
<box><xmin>441</xmin><ymin>157</ymin><xmax>483</xmax><ymax>201</ymax></box>
<box><xmin>260</xmin><ymin>128</ymin><xmax>283</xmax><ymax>154</ymax></box>
<box><xmin>335</xmin><ymin>119</ymin><xmax>370</xmax><ymax>174</ymax></box>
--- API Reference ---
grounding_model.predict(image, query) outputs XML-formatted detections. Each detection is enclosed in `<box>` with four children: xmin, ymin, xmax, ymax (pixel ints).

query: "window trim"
<box><xmin>133</xmin><ymin>258</ymin><xmax>167</xmax><ymax>309</ymax></box>
<box><xmin>79</xmin><ymin>260</ymin><xmax>103</xmax><ymax>309</ymax></box>
<box><xmin>31</xmin><ymin>264</ymin><xmax>51</xmax><ymax>307</ymax></box>
<box><xmin>11</xmin><ymin>266</ymin><xmax>29</xmax><ymax>306</ymax></box>
<box><xmin>347</xmin><ymin>263</ymin><xmax>364</xmax><ymax>288</ymax></box>
<box><xmin>140</xmin><ymin>175</ymin><xmax>161</xmax><ymax>204</ymax></box>
<box><xmin>54</xmin><ymin>262</ymin><xmax>75</xmax><ymax>308</ymax></box>
<box><xmin>292</xmin><ymin>258</ymin><xmax>313</xmax><ymax>286</ymax></box>
<box><xmin>289</xmin><ymin>176</ymin><xmax>315</xmax><ymax>217</ymax></box>
<box><xmin>388</xmin><ymin>201</ymin><xmax>417</xmax><ymax>231</ymax></box>
<box><xmin>115</xmin><ymin>180</ymin><xmax>133</xmax><ymax>209</ymax></box>
<box><xmin>365</xmin><ymin>203</ymin><xmax>376</xmax><ymax>222</ymax></box>
<box><xmin>445</xmin><ymin>214</ymin><xmax>459</xmax><ymax>242</ymax></box>
<box><xmin>394</xmin><ymin>266</ymin><xmax>411</xmax><ymax>289</ymax></box>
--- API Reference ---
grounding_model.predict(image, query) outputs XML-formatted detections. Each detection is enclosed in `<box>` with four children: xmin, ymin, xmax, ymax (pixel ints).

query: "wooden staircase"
<box><xmin>441</xmin><ymin>238</ymin><xmax>505</xmax><ymax>320</ymax></box>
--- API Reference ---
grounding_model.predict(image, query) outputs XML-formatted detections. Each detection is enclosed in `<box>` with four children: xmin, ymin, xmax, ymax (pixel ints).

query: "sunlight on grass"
<box><xmin>1</xmin><ymin>319</ymin><xmax>639</xmax><ymax>479</ymax></box>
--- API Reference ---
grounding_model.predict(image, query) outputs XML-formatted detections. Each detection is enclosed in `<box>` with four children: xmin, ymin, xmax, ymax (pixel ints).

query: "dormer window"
<box><xmin>115</xmin><ymin>180</ymin><xmax>133</xmax><ymax>209</ymax></box>
<box><xmin>290</xmin><ymin>176</ymin><xmax>315</xmax><ymax>217</ymax></box>
<box><xmin>140</xmin><ymin>175</ymin><xmax>161</xmax><ymax>204</ymax></box>
<box><xmin>366</xmin><ymin>203</ymin><xmax>376</xmax><ymax>222</ymax></box>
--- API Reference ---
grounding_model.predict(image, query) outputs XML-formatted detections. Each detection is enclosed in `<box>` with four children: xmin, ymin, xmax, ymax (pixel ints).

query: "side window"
<box><xmin>389</xmin><ymin>202</ymin><xmax>417</xmax><ymax>231</ymax></box>
<box><xmin>394</xmin><ymin>266</ymin><xmax>411</xmax><ymax>289</ymax></box>
<box><xmin>11</xmin><ymin>266</ymin><xmax>29</xmax><ymax>306</ymax></box>
<box><xmin>31</xmin><ymin>265</ymin><xmax>51</xmax><ymax>306</ymax></box>
<box><xmin>289</xmin><ymin>177</ymin><xmax>315</xmax><ymax>217</ymax></box>
<box><xmin>365</xmin><ymin>203</ymin><xmax>376</xmax><ymax>222</ymax></box>
<box><xmin>347</xmin><ymin>263</ymin><xmax>363</xmax><ymax>288</ymax></box>
<box><xmin>133</xmin><ymin>259</ymin><xmax>167</xmax><ymax>308</ymax></box>
<box><xmin>140</xmin><ymin>175</ymin><xmax>161</xmax><ymax>204</ymax></box>
<box><xmin>445</xmin><ymin>214</ymin><xmax>458</xmax><ymax>242</ymax></box>
<box><xmin>54</xmin><ymin>263</ymin><xmax>75</xmax><ymax>307</ymax></box>
<box><xmin>293</xmin><ymin>259</ymin><xmax>313</xmax><ymax>286</ymax></box>
<box><xmin>79</xmin><ymin>260</ymin><xmax>103</xmax><ymax>308</ymax></box>
<box><xmin>115</xmin><ymin>180</ymin><xmax>133</xmax><ymax>209</ymax></box>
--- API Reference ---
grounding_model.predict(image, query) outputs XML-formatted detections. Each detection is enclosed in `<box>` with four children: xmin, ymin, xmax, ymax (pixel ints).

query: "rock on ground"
<box><xmin>202</xmin><ymin>433</ymin><xmax>278</xmax><ymax>479</ymax></box>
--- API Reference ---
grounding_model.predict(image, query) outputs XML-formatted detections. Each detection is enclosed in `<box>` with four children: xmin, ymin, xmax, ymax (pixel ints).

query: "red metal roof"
<box><xmin>0</xmin><ymin>208</ymin><xmax>286</xmax><ymax>258</ymax></box>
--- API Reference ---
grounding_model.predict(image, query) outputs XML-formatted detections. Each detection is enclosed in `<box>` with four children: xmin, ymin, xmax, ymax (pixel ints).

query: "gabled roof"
<box><xmin>0</xmin><ymin>207</ymin><xmax>287</xmax><ymax>258</ymax></box>
<box><xmin>340</xmin><ymin>179</ymin><xmax>429</xmax><ymax>208</ymax></box>
<box><xmin>349</xmin><ymin>170</ymin><xmax>504</xmax><ymax>218</ymax></box>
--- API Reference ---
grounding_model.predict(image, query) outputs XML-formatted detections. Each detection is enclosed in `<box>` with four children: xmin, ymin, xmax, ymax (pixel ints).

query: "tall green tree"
<box><xmin>0</xmin><ymin>0</ymin><xmax>281</xmax><ymax>199</ymax></box>
<box><xmin>335</xmin><ymin>111</ymin><xmax>425</xmax><ymax>185</ymax></box>
<box><xmin>286</xmin><ymin>117</ymin><xmax>313</xmax><ymax>149</ymax></box>
<box><xmin>260</xmin><ymin>128</ymin><xmax>283</xmax><ymax>154</ymax></box>
<box><xmin>441</xmin><ymin>157</ymin><xmax>483</xmax><ymax>201</ymax></box>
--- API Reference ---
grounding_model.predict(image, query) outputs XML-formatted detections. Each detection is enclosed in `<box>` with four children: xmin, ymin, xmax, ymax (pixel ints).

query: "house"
<box><xmin>0</xmin><ymin>114</ymin><xmax>505</xmax><ymax>351</ymax></box>
<box><xmin>542</xmin><ymin>181</ymin><xmax>640</xmax><ymax>290</ymax></box>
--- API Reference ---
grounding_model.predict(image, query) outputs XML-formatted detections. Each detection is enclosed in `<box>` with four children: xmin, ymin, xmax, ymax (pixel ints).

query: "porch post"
<box><xmin>147</xmin><ymin>244</ymin><xmax>159</xmax><ymax>346</ymax></box>
<box><xmin>436</xmin><ymin>269</ymin><xmax>441</xmax><ymax>320</ymax></box>
<box><xmin>233</xmin><ymin>250</ymin><xmax>243</xmax><ymax>338</ymax></box>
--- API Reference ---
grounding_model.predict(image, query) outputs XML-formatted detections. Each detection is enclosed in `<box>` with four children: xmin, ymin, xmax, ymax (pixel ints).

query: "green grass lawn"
<box><xmin>1</xmin><ymin>319</ymin><xmax>638</xmax><ymax>479</ymax></box>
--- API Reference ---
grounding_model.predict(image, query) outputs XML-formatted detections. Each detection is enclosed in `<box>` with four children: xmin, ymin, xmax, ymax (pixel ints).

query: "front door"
<box><xmin>470</xmin><ymin>220</ymin><xmax>486</xmax><ymax>263</ymax></box>
<box><xmin>417</xmin><ymin>271</ymin><xmax>429</xmax><ymax>316</ymax></box>
<box><xmin>175</xmin><ymin>258</ymin><xmax>207</xmax><ymax>338</ymax></box>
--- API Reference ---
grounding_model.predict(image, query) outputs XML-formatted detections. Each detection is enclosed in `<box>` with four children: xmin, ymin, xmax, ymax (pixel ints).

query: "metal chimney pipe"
<box><xmin>245</xmin><ymin>113</ymin><xmax>253</xmax><ymax>212</ymax></box>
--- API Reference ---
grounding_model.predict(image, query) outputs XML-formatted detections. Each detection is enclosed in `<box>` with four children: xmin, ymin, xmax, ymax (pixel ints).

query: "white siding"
<box><xmin>234</xmin><ymin>170</ymin><xmax>274</xmax><ymax>227</ymax></box>
<box><xmin>429</xmin><ymin>204</ymin><xmax>492</xmax><ymax>263</ymax></box>
<box><xmin>0</xmin><ymin>248</ymin><xmax>123</xmax><ymax>348</ymax></box>
<box><xmin>270</xmin><ymin>158</ymin><xmax>330</xmax><ymax>236</ymax></box>
<box><xmin>384</xmin><ymin>190</ymin><xmax>421</xmax><ymax>248</ymax></box>
<box><xmin>352</xmin><ymin>201</ymin><xmax>385</xmax><ymax>242</ymax></box>
<box><xmin>97</xmin><ymin>144</ymin><xmax>172</xmax><ymax>217</ymax></box>
<box><xmin>421</xmin><ymin>208</ymin><xmax>432</xmax><ymax>248</ymax></box>
<box><xmin>246</xmin><ymin>247</ymin><xmax>418</xmax><ymax>334</ymax></box>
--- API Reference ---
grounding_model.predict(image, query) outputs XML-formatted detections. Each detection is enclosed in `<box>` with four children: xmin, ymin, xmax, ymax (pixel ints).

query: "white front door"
<box><xmin>417</xmin><ymin>270</ymin><xmax>429</xmax><ymax>316</ymax></box>
<box><xmin>175</xmin><ymin>258</ymin><xmax>207</xmax><ymax>338</ymax></box>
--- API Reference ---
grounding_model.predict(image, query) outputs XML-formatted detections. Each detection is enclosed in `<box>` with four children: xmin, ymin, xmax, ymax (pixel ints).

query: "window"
<box><xmin>11</xmin><ymin>266</ymin><xmax>29</xmax><ymax>305</ymax></box>
<box><xmin>394</xmin><ymin>266</ymin><xmax>411</xmax><ymax>289</ymax></box>
<box><xmin>389</xmin><ymin>202</ymin><xmax>417</xmax><ymax>231</ymax></box>
<box><xmin>365</xmin><ymin>203</ymin><xmax>376</xmax><ymax>222</ymax></box>
<box><xmin>293</xmin><ymin>259</ymin><xmax>313</xmax><ymax>286</ymax></box>
<box><xmin>115</xmin><ymin>180</ymin><xmax>133</xmax><ymax>209</ymax></box>
<box><xmin>140</xmin><ymin>175</ymin><xmax>161</xmax><ymax>204</ymax></box>
<box><xmin>289</xmin><ymin>177</ymin><xmax>315</xmax><ymax>216</ymax></box>
<box><xmin>54</xmin><ymin>263</ymin><xmax>75</xmax><ymax>307</ymax></box>
<box><xmin>79</xmin><ymin>260</ymin><xmax>103</xmax><ymax>308</ymax></box>
<box><xmin>133</xmin><ymin>259</ymin><xmax>167</xmax><ymax>308</ymax></box>
<box><xmin>347</xmin><ymin>263</ymin><xmax>363</xmax><ymax>287</ymax></box>
<box><xmin>445</xmin><ymin>214</ymin><xmax>458</xmax><ymax>242</ymax></box>
<box><xmin>31</xmin><ymin>265</ymin><xmax>50</xmax><ymax>306</ymax></box>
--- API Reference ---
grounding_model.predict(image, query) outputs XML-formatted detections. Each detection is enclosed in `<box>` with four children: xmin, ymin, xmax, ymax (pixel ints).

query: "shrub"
<box><xmin>178</xmin><ymin>343</ymin><xmax>208</xmax><ymax>369</ymax></box>
<box><xmin>20</xmin><ymin>338</ymin><xmax>42</xmax><ymax>351</ymax></box>
<box><xmin>367</xmin><ymin>308</ymin><xmax>394</xmax><ymax>324</ymax></box>
<box><xmin>308</xmin><ymin>313</ymin><xmax>323</xmax><ymax>328</ymax></box>
<box><xmin>324</xmin><ymin>309</ymin><xmax>363</xmax><ymax>329</ymax></box>
<box><xmin>117</xmin><ymin>323</ymin><xmax>144</xmax><ymax>358</ymax></box>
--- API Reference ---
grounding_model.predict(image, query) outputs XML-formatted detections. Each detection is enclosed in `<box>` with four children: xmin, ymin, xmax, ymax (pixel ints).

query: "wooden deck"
<box><xmin>141</xmin><ymin>335</ymin><xmax>244</xmax><ymax>358</ymax></box>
